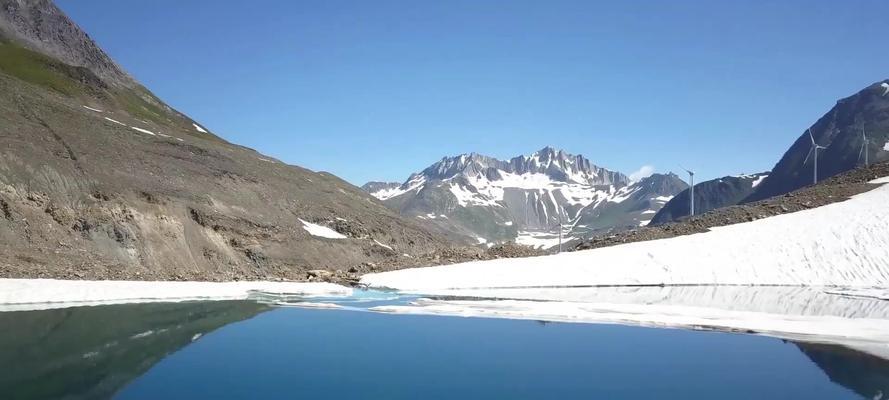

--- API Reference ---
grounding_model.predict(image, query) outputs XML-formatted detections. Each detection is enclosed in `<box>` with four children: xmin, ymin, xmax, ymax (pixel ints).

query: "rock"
<box><xmin>307</xmin><ymin>269</ymin><xmax>333</xmax><ymax>279</ymax></box>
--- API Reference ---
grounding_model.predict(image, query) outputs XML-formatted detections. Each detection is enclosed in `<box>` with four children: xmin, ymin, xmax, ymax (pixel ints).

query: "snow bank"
<box><xmin>362</xmin><ymin>179</ymin><xmax>889</xmax><ymax>290</ymax></box>
<box><xmin>0</xmin><ymin>279</ymin><xmax>351</xmax><ymax>312</ymax></box>
<box><xmin>370</xmin><ymin>286</ymin><xmax>889</xmax><ymax>359</ymax></box>
<box><xmin>300</xmin><ymin>219</ymin><xmax>347</xmax><ymax>239</ymax></box>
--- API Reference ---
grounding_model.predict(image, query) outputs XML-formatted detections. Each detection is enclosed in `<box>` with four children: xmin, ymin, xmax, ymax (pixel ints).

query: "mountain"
<box><xmin>573</xmin><ymin>172</ymin><xmax>688</xmax><ymax>233</ymax></box>
<box><xmin>360</xmin><ymin>181</ymin><xmax>402</xmax><ymax>200</ymax></box>
<box><xmin>363</xmin><ymin>147</ymin><xmax>687</xmax><ymax>248</ymax></box>
<box><xmin>745</xmin><ymin>79</ymin><xmax>889</xmax><ymax>203</ymax></box>
<box><xmin>649</xmin><ymin>172</ymin><xmax>769</xmax><ymax>225</ymax></box>
<box><xmin>0</xmin><ymin>0</ymin><xmax>450</xmax><ymax>280</ymax></box>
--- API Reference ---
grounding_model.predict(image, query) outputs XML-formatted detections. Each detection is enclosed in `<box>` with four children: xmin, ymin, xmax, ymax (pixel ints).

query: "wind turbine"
<box><xmin>803</xmin><ymin>129</ymin><xmax>828</xmax><ymax>184</ymax></box>
<box><xmin>557</xmin><ymin>206</ymin><xmax>563</xmax><ymax>254</ymax></box>
<box><xmin>858</xmin><ymin>126</ymin><xmax>872</xmax><ymax>166</ymax></box>
<box><xmin>679</xmin><ymin>165</ymin><xmax>695</xmax><ymax>216</ymax></box>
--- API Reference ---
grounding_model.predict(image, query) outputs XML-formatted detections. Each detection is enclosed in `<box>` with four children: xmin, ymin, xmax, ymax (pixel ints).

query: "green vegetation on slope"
<box><xmin>0</xmin><ymin>40</ymin><xmax>88</xmax><ymax>96</ymax></box>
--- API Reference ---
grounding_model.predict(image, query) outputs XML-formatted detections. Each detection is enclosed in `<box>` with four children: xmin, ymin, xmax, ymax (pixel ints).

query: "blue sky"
<box><xmin>58</xmin><ymin>0</ymin><xmax>889</xmax><ymax>185</ymax></box>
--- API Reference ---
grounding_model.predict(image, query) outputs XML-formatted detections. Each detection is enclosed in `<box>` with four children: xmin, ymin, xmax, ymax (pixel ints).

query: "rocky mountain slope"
<box><xmin>649</xmin><ymin>172</ymin><xmax>768</xmax><ymax>225</ymax></box>
<box><xmin>745</xmin><ymin>79</ymin><xmax>889</xmax><ymax>202</ymax></box>
<box><xmin>364</xmin><ymin>147</ymin><xmax>687</xmax><ymax>248</ymax></box>
<box><xmin>577</xmin><ymin>161</ymin><xmax>889</xmax><ymax>251</ymax></box>
<box><xmin>0</xmin><ymin>0</ymin><xmax>452</xmax><ymax>281</ymax></box>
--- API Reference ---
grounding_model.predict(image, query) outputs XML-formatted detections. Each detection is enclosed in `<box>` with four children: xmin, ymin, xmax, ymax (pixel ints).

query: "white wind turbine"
<box><xmin>803</xmin><ymin>129</ymin><xmax>828</xmax><ymax>184</ymax></box>
<box><xmin>679</xmin><ymin>165</ymin><xmax>695</xmax><ymax>216</ymax></box>
<box><xmin>858</xmin><ymin>126</ymin><xmax>873</xmax><ymax>166</ymax></box>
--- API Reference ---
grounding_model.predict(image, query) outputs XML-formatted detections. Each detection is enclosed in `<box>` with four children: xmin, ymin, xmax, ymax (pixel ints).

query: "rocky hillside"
<box><xmin>649</xmin><ymin>172</ymin><xmax>768</xmax><ymax>226</ymax></box>
<box><xmin>577</xmin><ymin>161</ymin><xmax>889</xmax><ymax>251</ymax></box>
<box><xmin>745</xmin><ymin>79</ymin><xmax>889</xmax><ymax>202</ymax></box>
<box><xmin>0</xmin><ymin>0</ymin><xmax>452</xmax><ymax>281</ymax></box>
<box><xmin>364</xmin><ymin>147</ymin><xmax>687</xmax><ymax>249</ymax></box>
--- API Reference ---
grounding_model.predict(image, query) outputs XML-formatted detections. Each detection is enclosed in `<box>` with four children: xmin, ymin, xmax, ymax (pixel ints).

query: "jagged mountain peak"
<box><xmin>363</xmin><ymin>147</ymin><xmax>686</xmax><ymax>248</ymax></box>
<box><xmin>413</xmin><ymin>147</ymin><xmax>627</xmax><ymax>187</ymax></box>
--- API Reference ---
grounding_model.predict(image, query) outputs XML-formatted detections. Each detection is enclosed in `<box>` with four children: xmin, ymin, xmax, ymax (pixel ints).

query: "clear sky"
<box><xmin>58</xmin><ymin>0</ymin><xmax>889</xmax><ymax>185</ymax></box>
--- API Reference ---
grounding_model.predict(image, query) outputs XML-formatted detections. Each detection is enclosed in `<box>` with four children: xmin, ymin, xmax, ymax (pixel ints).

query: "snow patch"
<box><xmin>0</xmin><ymin>279</ymin><xmax>352</xmax><ymax>311</ymax></box>
<box><xmin>449</xmin><ymin>183</ymin><xmax>499</xmax><ymax>207</ymax></box>
<box><xmin>373</xmin><ymin>239</ymin><xmax>393</xmax><ymax>251</ymax></box>
<box><xmin>515</xmin><ymin>230</ymin><xmax>571</xmax><ymax>250</ymax></box>
<box><xmin>104</xmin><ymin>117</ymin><xmax>125</xmax><ymax>126</ymax></box>
<box><xmin>130</xmin><ymin>330</ymin><xmax>154</xmax><ymax>339</ymax></box>
<box><xmin>130</xmin><ymin>126</ymin><xmax>156</xmax><ymax>136</ymax></box>
<box><xmin>299</xmin><ymin>219</ymin><xmax>347</xmax><ymax>239</ymax></box>
<box><xmin>82</xmin><ymin>105</ymin><xmax>103</xmax><ymax>113</ymax></box>
<box><xmin>371</xmin><ymin>175</ymin><xmax>426</xmax><ymax>200</ymax></box>
<box><xmin>193</xmin><ymin>123</ymin><xmax>208</xmax><ymax>133</ymax></box>
<box><xmin>752</xmin><ymin>174</ymin><xmax>769</xmax><ymax>188</ymax></box>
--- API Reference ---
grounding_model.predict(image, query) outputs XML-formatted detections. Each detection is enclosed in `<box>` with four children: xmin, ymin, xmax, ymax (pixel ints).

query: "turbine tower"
<box><xmin>803</xmin><ymin>129</ymin><xmax>828</xmax><ymax>184</ymax></box>
<box><xmin>680</xmin><ymin>165</ymin><xmax>695</xmax><ymax>217</ymax></box>
<box><xmin>858</xmin><ymin>126</ymin><xmax>871</xmax><ymax>166</ymax></box>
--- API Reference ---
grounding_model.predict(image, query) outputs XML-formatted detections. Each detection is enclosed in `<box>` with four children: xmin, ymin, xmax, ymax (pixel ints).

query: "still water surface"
<box><xmin>0</xmin><ymin>293</ymin><xmax>886</xmax><ymax>399</ymax></box>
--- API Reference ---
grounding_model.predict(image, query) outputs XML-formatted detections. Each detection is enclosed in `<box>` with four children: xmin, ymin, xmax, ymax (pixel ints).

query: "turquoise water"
<box><xmin>1</xmin><ymin>294</ymin><xmax>886</xmax><ymax>399</ymax></box>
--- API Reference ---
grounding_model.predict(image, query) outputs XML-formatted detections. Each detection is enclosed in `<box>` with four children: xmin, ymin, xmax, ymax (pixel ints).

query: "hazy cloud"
<box><xmin>629</xmin><ymin>165</ymin><xmax>655</xmax><ymax>182</ymax></box>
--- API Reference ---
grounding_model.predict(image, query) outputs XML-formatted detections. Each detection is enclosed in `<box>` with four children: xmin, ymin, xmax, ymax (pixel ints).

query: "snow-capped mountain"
<box><xmin>363</xmin><ymin>147</ymin><xmax>687</xmax><ymax>248</ymax></box>
<box><xmin>649</xmin><ymin>172</ymin><xmax>769</xmax><ymax>225</ymax></box>
<box><xmin>360</xmin><ymin>181</ymin><xmax>402</xmax><ymax>200</ymax></box>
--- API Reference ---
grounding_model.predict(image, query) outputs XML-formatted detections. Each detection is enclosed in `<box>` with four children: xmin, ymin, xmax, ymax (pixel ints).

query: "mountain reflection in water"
<box><xmin>0</xmin><ymin>300</ymin><xmax>887</xmax><ymax>399</ymax></box>
<box><xmin>0</xmin><ymin>301</ymin><xmax>268</xmax><ymax>399</ymax></box>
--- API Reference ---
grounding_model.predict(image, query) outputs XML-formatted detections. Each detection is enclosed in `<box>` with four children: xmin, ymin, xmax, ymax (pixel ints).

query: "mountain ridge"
<box><xmin>363</xmin><ymin>147</ymin><xmax>686</xmax><ymax>248</ymax></box>
<box><xmin>649</xmin><ymin>172</ymin><xmax>769</xmax><ymax>225</ymax></box>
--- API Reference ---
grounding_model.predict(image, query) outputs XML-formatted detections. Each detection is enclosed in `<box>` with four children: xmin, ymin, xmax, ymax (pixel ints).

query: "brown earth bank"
<box><xmin>576</xmin><ymin>161</ymin><xmax>889</xmax><ymax>251</ymax></box>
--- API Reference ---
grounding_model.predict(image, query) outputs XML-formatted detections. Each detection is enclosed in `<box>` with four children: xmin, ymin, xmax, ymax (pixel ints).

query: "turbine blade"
<box><xmin>803</xmin><ymin>146</ymin><xmax>814</xmax><ymax>164</ymax></box>
<box><xmin>859</xmin><ymin>143</ymin><xmax>865</xmax><ymax>160</ymax></box>
<box><xmin>808</xmin><ymin>129</ymin><xmax>815</xmax><ymax>145</ymax></box>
